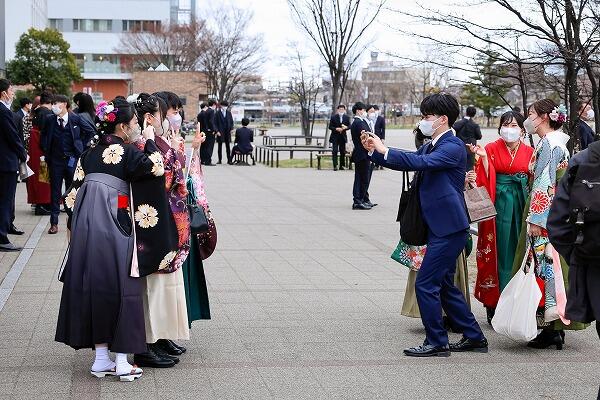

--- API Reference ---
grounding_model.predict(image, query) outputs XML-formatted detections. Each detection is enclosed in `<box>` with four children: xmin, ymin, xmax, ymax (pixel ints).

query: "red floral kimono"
<box><xmin>474</xmin><ymin>138</ymin><xmax>534</xmax><ymax>307</ymax></box>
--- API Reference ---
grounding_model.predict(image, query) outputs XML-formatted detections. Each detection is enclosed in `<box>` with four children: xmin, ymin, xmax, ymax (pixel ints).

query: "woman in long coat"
<box><xmin>55</xmin><ymin>97</ymin><xmax>165</xmax><ymax>381</ymax></box>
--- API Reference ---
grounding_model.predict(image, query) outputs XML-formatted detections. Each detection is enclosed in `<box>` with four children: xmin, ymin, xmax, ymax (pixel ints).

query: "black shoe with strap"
<box><xmin>403</xmin><ymin>344</ymin><xmax>450</xmax><ymax>357</ymax></box>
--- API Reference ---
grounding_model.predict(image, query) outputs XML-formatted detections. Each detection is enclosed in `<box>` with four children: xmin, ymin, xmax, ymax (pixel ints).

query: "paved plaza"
<box><xmin>0</xmin><ymin>131</ymin><xmax>599</xmax><ymax>399</ymax></box>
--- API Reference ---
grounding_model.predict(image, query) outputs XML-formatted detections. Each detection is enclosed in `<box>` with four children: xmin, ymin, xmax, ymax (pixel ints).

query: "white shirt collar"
<box><xmin>57</xmin><ymin>112</ymin><xmax>69</xmax><ymax>125</ymax></box>
<box><xmin>431</xmin><ymin>129</ymin><xmax>453</xmax><ymax>147</ymax></box>
<box><xmin>0</xmin><ymin>100</ymin><xmax>10</xmax><ymax>109</ymax></box>
<box><xmin>21</xmin><ymin>108</ymin><xmax>29</xmax><ymax>116</ymax></box>
<box><xmin>463</xmin><ymin>116</ymin><xmax>471</xmax><ymax>120</ymax></box>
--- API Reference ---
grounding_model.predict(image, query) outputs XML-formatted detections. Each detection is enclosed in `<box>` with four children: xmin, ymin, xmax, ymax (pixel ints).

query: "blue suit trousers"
<box><xmin>415</xmin><ymin>229</ymin><xmax>484</xmax><ymax>347</ymax></box>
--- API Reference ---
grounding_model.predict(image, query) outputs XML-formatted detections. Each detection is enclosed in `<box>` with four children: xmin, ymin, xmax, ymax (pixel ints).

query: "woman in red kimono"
<box><xmin>26</xmin><ymin>93</ymin><xmax>53</xmax><ymax>214</ymax></box>
<box><xmin>467</xmin><ymin>111</ymin><xmax>534</xmax><ymax>323</ymax></box>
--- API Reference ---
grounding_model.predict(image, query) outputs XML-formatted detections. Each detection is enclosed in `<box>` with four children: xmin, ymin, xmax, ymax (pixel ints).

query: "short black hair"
<box><xmin>241</xmin><ymin>117</ymin><xmax>249</xmax><ymax>126</ymax></box>
<box><xmin>208</xmin><ymin>99</ymin><xmax>216</xmax><ymax>107</ymax></box>
<box><xmin>19</xmin><ymin>97</ymin><xmax>32</xmax><ymax>108</ymax></box>
<box><xmin>466</xmin><ymin>106</ymin><xmax>477</xmax><ymax>117</ymax></box>
<box><xmin>352</xmin><ymin>102</ymin><xmax>367</xmax><ymax>115</ymax></box>
<box><xmin>220</xmin><ymin>101</ymin><xmax>229</xmax><ymax>107</ymax></box>
<box><xmin>420</xmin><ymin>93</ymin><xmax>460</xmax><ymax>126</ymax></box>
<box><xmin>200</xmin><ymin>102</ymin><xmax>207</xmax><ymax>109</ymax></box>
<box><xmin>40</xmin><ymin>91</ymin><xmax>53</xmax><ymax>105</ymax></box>
<box><xmin>153</xmin><ymin>91</ymin><xmax>181</xmax><ymax>110</ymax></box>
<box><xmin>337</xmin><ymin>104</ymin><xmax>346</xmax><ymax>110</ymax></box>
<box><xmin>0</xmin><ymin>79</ymin><xmax>11</xmax><ymax>93</ymax></box>
<box><xmin>367</xmin><ymin>104</ymin><xmax>376</xmax><ymax>111</ymax></box>
<box><xmin>372</xmin><ymin>105</ymin><xmax>379</xmax><ymax>111</ymax></box>
<box><xmin>52</xmin><ymin>94</ymin><xmax>71</xmax><ymax>109</ymax></box>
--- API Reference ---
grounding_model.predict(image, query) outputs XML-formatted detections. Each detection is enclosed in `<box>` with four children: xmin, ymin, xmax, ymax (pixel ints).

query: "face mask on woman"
<box><xmin>500</xmin><ymin>127</ymin><xmax>521</xmax><ymax>143</ymax></box>
<box><xmin>523</xmin><ymin>116</ymin><xmax>538</xmax><ymax>134</ymax></box>
<box><xmin>418</xmin><ymin>116</ymin><xmax>442</xmax><ymax>137</ymax></box>
<box><xmin>167</xmin><ymin>113</ymin><xmax>182</xmax><ymax>131</ymax></box>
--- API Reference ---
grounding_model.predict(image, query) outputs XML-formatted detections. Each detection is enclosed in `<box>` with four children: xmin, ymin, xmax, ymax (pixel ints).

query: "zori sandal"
<box><xmin>119</xmin><ymin>366</ymin><xmax>143</xmax><ymax>382</ymax></box>
<box><xmin>90</xmin><ymin>368</ymin><xmax>116</xmax><ymax>378</ymax></box>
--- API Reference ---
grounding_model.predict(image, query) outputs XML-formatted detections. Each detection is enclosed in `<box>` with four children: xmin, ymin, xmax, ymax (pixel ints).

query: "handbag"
<box><xmin>187</xmin><ymin>181</ymin><xmax>209</xmax><ymax>234</ymax></box>
<box><xmin>38</xmin><ymin>157</ymin><xmax>49</xmax><ymax>184</ymax></box>
<box><xmin>391</xmin><ymin>240</ymin><xmax>426</xmax><ymax>271</ymax></box>
<box><xmin>464</xmin><ymin>183</ymin><xmax>497</xmax><ymax>223</ymax></box>
<box><xmin>398</xmin><ymin>170</ymin><xmax>428</xmax><ymax>246</ymax></box>
<box><xmin>491</xmin><ymin>239</ymin><xmax>543</xmax><ymax>342</ymax></box>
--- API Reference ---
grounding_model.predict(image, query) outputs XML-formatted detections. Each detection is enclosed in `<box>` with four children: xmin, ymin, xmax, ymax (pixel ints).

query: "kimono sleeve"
<box><xmin>527</xmin><ymin>144</ymin><xmax>569</xmax><ymax>229</ymax></box>
<box><xmin>126</xmin><ymin>139</ymin><xmax>165</xmax><ymax>181</ymax></box>
<box><xmin>63</xmin><ymin>157</ymin><xmax>87</xmax><ymax>230</ymax></box>
<box><xmin>475</xmin><ymin>143</ymin><xmax>497</xmax><ymax>203</ymax></box>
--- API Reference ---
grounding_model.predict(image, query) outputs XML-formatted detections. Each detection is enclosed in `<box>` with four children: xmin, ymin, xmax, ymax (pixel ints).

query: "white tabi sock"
<box><xmin>115</xmin><ymin>353</ymin><xmax>134</xmax><ymax>376</ymax></box>
<box><xmin>92</xmin><ymin>345</ymin><xmax>115</xmax><ymax>372</ymax></box>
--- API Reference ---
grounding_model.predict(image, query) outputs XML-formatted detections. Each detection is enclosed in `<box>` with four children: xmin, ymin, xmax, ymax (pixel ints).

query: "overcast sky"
<box><xmin>198</xmin><ymin>0</ymin><xmax>520</xmax><ymax>84</ymax></box>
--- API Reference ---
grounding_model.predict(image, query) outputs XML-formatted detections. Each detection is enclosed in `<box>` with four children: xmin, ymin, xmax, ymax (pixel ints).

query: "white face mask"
<box><xmin>167</xmin><ymin>113</ymin><xmax>182</xmax><ymax>130</ymax></box>
<box><xmin>500</xmin><ymin>127</ymin><xmax>521</xmax><ymax>143</ymax></box>
<box><xmin>51</xmin><ymin>104</ymin><xmax>62</xmax><ymax>115</ymax></box>
<box><xmin>221</xmin><ymin>106</ymin><xmax>227</xmax><ymax>111</ymax></box>
<box><xmin>368</xmin><ymin>112</ymin><xmax>376</xmax><ymax>121</ymax></box>
<box><xmin>523</xmin><ymin>116</ymin><xmax>538</xmax><ymax>134</ymax></box>
<box><xmin>418</xmin><ymin>116</ymin><xmax>442</xmax><ymax>137</ymax></box>
<box><xmin>338</xmin><ymin>111</ymin><xmax>345</xmax><ymax>116</ymax></box>
<box><xmin>587</xmin><ymin>109</ymin><xmax>595</xmax><ymax>120</ymax></box>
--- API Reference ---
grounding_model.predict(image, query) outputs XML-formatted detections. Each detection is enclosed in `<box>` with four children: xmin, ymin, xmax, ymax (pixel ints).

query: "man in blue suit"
<box><xmin>41</xmin><ymin>94</ymin><xmax>95</xmax><ymax>234</ymax></box>
<box><xmin>350</xmin><ymin>102</ymin><xmax>376</xmax><ymax>210</ymax></box>
<box><xmin>230</xmin><ymin>117</ymin><xmax>255</xmax><ymax>165</ymax></box>
<box><xmin>215</xmin><ymin>101</ymin><xmax>234</xmax><ymax>164</ymax></box>
<box><xmin>363</xmin><ymin>93</ymin><xmax>487</xmax><ymax>357</ymax></box>
<box><xmin>0</xmin><ymin>79</ymin><xmax>27</xmax><ymax>252</ymax></box>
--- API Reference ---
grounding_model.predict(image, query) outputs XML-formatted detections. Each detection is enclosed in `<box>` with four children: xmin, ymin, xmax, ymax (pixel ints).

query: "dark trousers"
<box><xmin>217</xmin><ymin>139</ymin><xmax>231</xmax><ymax>164</ymax></box>
<box><xmin>0</xmin><ymin>172</ymin><xmax>18</xmax><ymax>244</ymax></box>
<box><xmin>201</xmin><ymin>133</ymin><xmax>216</xmax><ymax>165</ymax></box>
<box><xmin>331</xmin><ymin>138</ymin><xmax>346</xmax><ymax>168</ymax></box>
<box><xmin>352</xmin><ymin>159</ymin><xmax>370</xmax><ymax>205</ymax></box>
<box><xmin>415</xmin><ymin>229</ymin><xmax>484</xmax><ymax>347</ymax></box>
<box><xmin>49</xmin><ymin>159</ymin><xmax>75</xmax><ymax>225</ymax></box>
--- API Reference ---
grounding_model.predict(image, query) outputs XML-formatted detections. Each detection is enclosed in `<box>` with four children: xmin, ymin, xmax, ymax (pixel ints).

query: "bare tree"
<box><xmin>199</xmin><ymin>6</ymin><xmax>266</xmax><ymax>103</ymax></box>
<box><xmin>117</xmin><ymin>20</ymin><xmax>208</xmax><ymax>71</ymax></box>
<box><xmin>287</xmin><ymin>47</ymin><xmax>324</xmax><ymax>141</ymax></box>
<box><xmin>287</xmin><ymin>0</ymin><xmax>386</xmax><ymax>112</ymax></box>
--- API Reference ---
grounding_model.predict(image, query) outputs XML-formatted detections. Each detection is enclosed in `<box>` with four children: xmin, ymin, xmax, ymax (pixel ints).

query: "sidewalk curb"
<box><xmin>0</xmin><ymin>216</ymin><xmax>48</xmax><ymax>312</ymax></box>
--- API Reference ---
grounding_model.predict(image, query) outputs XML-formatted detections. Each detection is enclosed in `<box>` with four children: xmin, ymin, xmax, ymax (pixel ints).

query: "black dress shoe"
<box><xmin>134</xmin><ymin>347</ymin><xmax>175</xmax><ymax>368</ymax></box>
<box><xmin>34</xmin><ymin>205</ymin><xmax>51</xmax><ymax>216</ymax></box>
<box><xmin>8</xmin><ymin>225</ymin><xmax>24</xmax><ymax>235</ymax></box>
<box><xmin>154</xmin><ymin>339</ymin><xmax>184</xmax><ymax>356</ymax></box>
<box><xmin>0</xmin><ymin>243</ymin><xmax>22</xmax><ymax>252</ymax></box>
<box><xmin>364</xmin><ymin>201</ymin><xmax>378</xmax><ymax>207</ymax></box>
<box><xmin>403</xmin><ymin>344</ymin><xmax>450</xmax><ymax>357</ymax></box>
<box><xmin>149</xmin><ymin>343</ymin><xmax>180</xmax><ymax>364</ymax></box>
<box><xmin>527</xmin><ymin>329</ymin><xmax>564</xmax><ymax>350</ymax></box>
<box><xmin>167</xmin><ymin>339</ymin><xmax>187</xmax><ymax>354</ymax></box>
<box><xmin>333</xmin><ymin>167</ymin><xmax>338</xmax><ymax>171</ymax></box>
<box><xmin>352</xmin><ymin>202</ymin><xmax>372</xmax><ymax>210</ymax></box>
<box><xmin>449</xmin><ymin>336</ymin><xmax>489</xmax><ymax>353</ymax></box>
<box><xmin>339</xmin><ymin>166</ymin><xmax>345</xmax><ymax>170</ymax></box>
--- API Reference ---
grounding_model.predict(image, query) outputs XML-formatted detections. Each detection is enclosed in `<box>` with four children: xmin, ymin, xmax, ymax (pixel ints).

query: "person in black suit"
<box><xmin>230</xmin><ymin>118</ymin><xmax>255</xmax><ymax>165</ymax></box>
<box><xmin>350</xmin><ymin>102</ymin><xmax>375</xmax><ymax>210</ymax></box>
<box><xmin>41</xmin><ymin>94</ymin><xmax>96</xmax><ymax>234</ymax></box>
<box><xmin>198</xmin><ymin>99</ymin><xmax>217</xmax><ymax>165</ymax></box>
<box><xmin>577</xmin><ymin>101</ymin><xmax>596</xmax><ymax>150</ymax></box>
<box><xmin>0</xmin><ymin>79</ymin><xmax>27</xmax><ymax>252</ymax></box>
<box><xmin>215</xmin><ymin>101</ymin><xmax>234</xmax><ymax>164</ymax></box>
<box><xmin>373</xmin><ymin>105</ymin><xmax>386</xmax><ymax>171</ymax></box>
<box><xmin>328</xmin><ymin>104</ymin><xmax>350</xmax><ymax>171</ymax></box>
<box><xmin>452</xmin><ymin>106</ymin><xmax>482</xmax><ymax>169</ymax></box>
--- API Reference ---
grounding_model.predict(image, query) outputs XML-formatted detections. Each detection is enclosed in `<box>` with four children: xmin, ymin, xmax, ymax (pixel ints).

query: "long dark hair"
<box><xmin>74</xmin><ymin>93</ymin><xmax>95</xmax><ymax>122</ymax></box>
<box><xmin>97</xmin><ymin>97</ymin><xmax>136</xmax><ymax>136</ymax></box>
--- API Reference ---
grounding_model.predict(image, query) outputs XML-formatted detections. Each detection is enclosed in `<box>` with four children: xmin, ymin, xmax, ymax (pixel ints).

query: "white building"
<box><xmin>0</xmin><ymin>0</ymin><xmax>194</xmax><ymax>99</ymax></box>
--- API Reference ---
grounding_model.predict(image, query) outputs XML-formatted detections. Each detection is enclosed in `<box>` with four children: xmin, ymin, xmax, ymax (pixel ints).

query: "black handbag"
<box><xmin>397</xmin><ymin>170</ymin><xmax>428</xmax><ymax>246</ymax></box>
<box><xmin>187</xmin><ymin>179</ymin><xmax>209</xmax><ymax>234</ymax></box>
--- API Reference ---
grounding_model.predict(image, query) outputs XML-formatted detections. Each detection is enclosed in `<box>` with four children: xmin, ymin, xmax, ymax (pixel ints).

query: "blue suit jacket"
<box><xmin>350</xmin><ymin>117</ymin><xmax>371</xmax><ymax>162</ymax></box>
<box><xmin>371</xmin><ymin>130</ymin><xmax>469</xmax><ymax>237</ymax></box>
<box><xmin>40</xmin><ymin>112</ymin><xmax>96</xmax><ymax>159</ymax></box>
<box><xmin>0</xmin><ymin>102</ymin><xmax>26</xmax><ymax>172</ymax></box>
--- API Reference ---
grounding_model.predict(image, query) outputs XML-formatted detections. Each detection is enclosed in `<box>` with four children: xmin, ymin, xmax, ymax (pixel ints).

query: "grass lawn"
<box><xmin>277</xmin><ymin>158</ymin><xmax>336</xmax><ymax>169</ymax></box>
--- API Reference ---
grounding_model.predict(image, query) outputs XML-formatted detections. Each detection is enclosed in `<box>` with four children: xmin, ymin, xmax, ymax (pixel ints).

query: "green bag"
<box><xmin>391</xmin><ymin>241</ymin><xmax>427</xmax><ymax>271</ymax></box>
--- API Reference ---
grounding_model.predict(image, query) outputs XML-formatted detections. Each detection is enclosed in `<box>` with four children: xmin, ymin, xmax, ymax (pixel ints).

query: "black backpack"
<box><xmin>569</xmin><ymin>141</ymin><xmax>600</xmax><ymax>264</ymax></box>
<box><xmin>397</xmin><ymin>170</ymin><xmax>428</xmax><ymax>246</ymax></box>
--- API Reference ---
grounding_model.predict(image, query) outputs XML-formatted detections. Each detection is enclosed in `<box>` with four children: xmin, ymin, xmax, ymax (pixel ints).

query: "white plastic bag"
<box><xmin>491</xmin><ymin>248</ymin><xmax>542</xmax><ymax>342</ymax></box>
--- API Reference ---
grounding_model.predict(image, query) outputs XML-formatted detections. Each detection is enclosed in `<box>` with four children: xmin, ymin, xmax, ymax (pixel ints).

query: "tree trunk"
<box><xmin>584</xmin><ymin>64</ymin><xmax>600</xmax><ymax>139</ymax></box>
<box><xmin>301</xmin><ymin>107</ymin><xmax>310</xmax><ymax>138</ymax></box>
<box><xmin>331</xmin><ymin>71</ymin><xmax>342</xmax><ymax>113</ymax></box>
<box><xmin>565</xmin><ymin>60</ymin><xmax>580</xmax><ymax>154</ymax></box>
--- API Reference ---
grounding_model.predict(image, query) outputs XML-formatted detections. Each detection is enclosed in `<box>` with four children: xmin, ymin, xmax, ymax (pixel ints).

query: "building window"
<box><xmin>73</xmin><ymin>19</ymin><xmax>112</xmax><ymax>32</ymax></box>
<box><xmin>49</xmin><ymin>19</ymin><xmax>63</xmax><ymax>31</ymax></box>
<box><xmin>123</xmin><ymin>20</ymin><xmax>161</xmax><ymax>32</ymax></box>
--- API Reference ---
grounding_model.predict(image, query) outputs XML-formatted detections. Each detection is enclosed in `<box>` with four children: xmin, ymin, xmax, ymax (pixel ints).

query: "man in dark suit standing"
<box><xmin>577</xmin><ymin>101</ymin><xmax>596</xmax><ymax>150</ymax></box>
<box><xmin>0</xmin><ymin>79</ymin><xmax>27</xmax><ymax>252</ymax></box>
<box><xmin>215</xmin><ymin>101</ymin><xmax>234</xmax><ymax>164</ymax></box>
<box><xmin>452</xmin><ymin>106</ymin><xmax>482</xmax><ymax>169</ymax></box>
<box><xmin>41</xmin><ymin>95</ymin><xmax>95</xmax><ymax>234</ymax></box>
<box><xmin>329</xmin><ymin>104</ymin><xmax>350</xmax><ymax>171</ymax></box>
<box><xmin>364</xmin><ymin>93</ymin><xmax>487</xmax><ymax>357</ymax></box>
<box><xmin>373</xmin><ymin>105</ymin><xmax>385</xmax><ymax>170</ymax></box>
<box><xmin>350</xmin><ymin>102</ymin><xmax>374</xmax><ymax>210</ymax></box>
<box><xmin>230</xmin><ymin>117</ymin><xmax>255</xmax><ymax>165</ymax></box>
<box><xmin>198</xmin><ymin>99</ymin><xmax>217</xmax><ymax>165</ymax></box>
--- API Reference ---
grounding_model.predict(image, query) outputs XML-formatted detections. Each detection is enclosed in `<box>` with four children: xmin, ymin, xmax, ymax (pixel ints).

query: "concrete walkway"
<box><xmin>0</xmin><ymin>163</ymin><xmax>598</xmax><ymax>399</ymax></box>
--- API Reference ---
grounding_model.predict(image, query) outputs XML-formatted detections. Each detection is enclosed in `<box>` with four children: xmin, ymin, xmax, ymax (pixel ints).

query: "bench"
<box><xmin>233</xmin><ymin>152</ymin><xmax>255</xmax><ymax>165</ymax></box>
<box><xmin>315</xmin><ymin>153</ymin><xmax>353</xmax><ymax>170</ymax></box>
<box><xmin>254</xmin><ymin>145</ymin><xmax>329</xmax><ymax>168</ymax></box>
